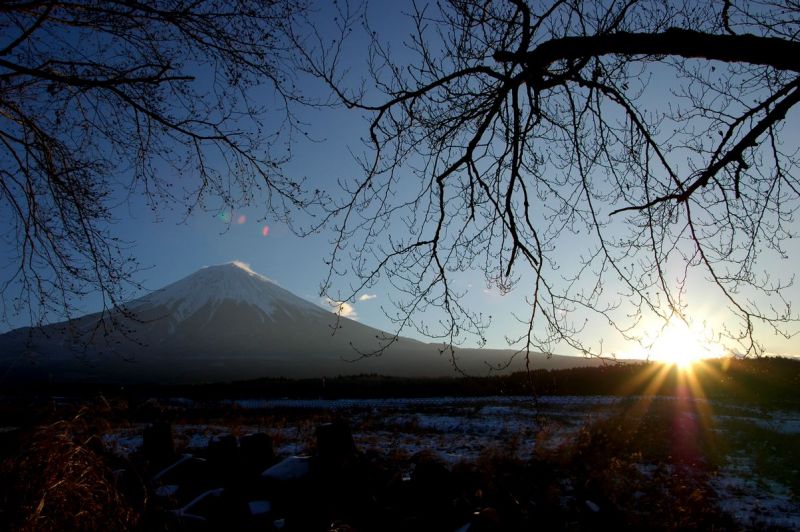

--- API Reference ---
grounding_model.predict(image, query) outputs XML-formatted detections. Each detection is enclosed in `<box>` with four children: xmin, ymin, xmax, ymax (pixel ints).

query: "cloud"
<box><xmin>226</xmin><ymin>261</ymin><xmax>278</xmax><ymax>283</ymax></box>
<box><xmin>231</xmin><ymin>260</ymin><xmax>254</xmax><ymax>273</ymax></box>
<box><xmin>358</xmin><ymin>293</ymin><xmax>377</xmax><ymax>302</ymax></box>
<box><xmin>323</xmin><ymin>297</ymin><xmax>358</xmax><ymax>319</ymax></box>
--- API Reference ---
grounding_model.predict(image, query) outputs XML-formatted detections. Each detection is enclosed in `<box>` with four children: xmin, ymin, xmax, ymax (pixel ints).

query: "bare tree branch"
<box><xmin>0</xmin><ymin>0</ymin><xmax>322</xmax><ymax>330</ymax></box>
<box><xmin>312</xmin><ymin>0</ymin><xmax>800</xmax><ymax>365</ymax></box>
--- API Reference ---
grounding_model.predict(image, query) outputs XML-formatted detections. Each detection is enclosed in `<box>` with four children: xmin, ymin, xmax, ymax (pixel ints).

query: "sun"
<box><xmin>642</xmin><ymin>318</ymin><xmax>724</xmax><ymax>369</ymax></box>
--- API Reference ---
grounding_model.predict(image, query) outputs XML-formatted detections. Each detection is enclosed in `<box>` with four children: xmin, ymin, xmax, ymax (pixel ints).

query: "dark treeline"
<box><xmin>3</xmin><ymin>357</ymin><xmax>798</xmax><ymax>405</ymax></box>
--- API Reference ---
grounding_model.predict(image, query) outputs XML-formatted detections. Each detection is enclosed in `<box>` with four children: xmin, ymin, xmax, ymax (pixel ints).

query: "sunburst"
<box><xmin>641</xmin><ymin>318</ymin><xmax>724</xmax><ymax>369</ymax></box>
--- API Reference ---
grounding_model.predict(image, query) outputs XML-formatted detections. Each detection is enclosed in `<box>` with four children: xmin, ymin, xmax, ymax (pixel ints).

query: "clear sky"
<box><xmin>1</xmin><ymin>1</ymin><xmax>799</xmax><ymax>359</ymax></box>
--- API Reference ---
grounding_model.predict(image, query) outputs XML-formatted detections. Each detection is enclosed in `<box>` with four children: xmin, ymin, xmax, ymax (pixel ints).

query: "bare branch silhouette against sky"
<box><xmin>302</xmin><ymin>0</ymin><xmax>800</xmax><ymax>363</ymax></box>
<box><xmin>0</xmin><ymin>0</ymin><xmax>322</xmax><ymax>330</ymax></box>
<box><xmin>2</xmin><ymin>1</ymin><xmax>799</xmax><ymax>363</ymax></box>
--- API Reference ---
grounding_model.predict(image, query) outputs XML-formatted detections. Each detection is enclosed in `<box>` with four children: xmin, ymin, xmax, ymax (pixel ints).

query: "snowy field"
<box><xmin>102</xmin><ymin>395</ymin><xmax>800</xmax><ymax>530</ymax></box>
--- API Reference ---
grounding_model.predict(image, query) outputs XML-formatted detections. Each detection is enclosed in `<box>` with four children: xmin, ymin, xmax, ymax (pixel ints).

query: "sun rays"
<box><xmin>611</xmin><ymin>316</ymin><xmax>734</xmax><ymax>468</ymax></box>
<box><xmin>641</xmin><ymin>318</ymin><xmax>725</xmax><ymax>370</ymax></box>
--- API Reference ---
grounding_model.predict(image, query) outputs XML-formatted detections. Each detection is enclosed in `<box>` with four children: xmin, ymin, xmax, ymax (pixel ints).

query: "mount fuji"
<box><xmin>0</xmin><ymin>262</ymin><xmax>600</xmax><ymax>384</ymax></box>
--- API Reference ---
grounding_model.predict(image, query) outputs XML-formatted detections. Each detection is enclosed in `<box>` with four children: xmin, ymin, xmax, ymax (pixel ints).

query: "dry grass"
<box><xmin>3</xmin><ymin>408</ymin><xmax>139</xmax><ymax>531</ymax></box>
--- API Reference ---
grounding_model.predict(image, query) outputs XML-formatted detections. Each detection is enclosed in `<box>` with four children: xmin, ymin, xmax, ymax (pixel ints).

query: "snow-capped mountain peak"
<box><xmin>129</xmin><ymin>262</ymin><xmax>327</xmax><ymax>322</ymax></box>
<box><xmin>0</xmin><ymin>262</ymin><xmax>598</xmax><ymax>383</ymax></box>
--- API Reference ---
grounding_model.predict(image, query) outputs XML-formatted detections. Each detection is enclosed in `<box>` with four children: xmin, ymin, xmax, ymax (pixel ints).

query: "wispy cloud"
<box><xmin>231</xmin><ymin>260</ymin><xmax>253</xmax><ymax>273</ymax></box>
<box><xmin>228</xmin><ymin>260</ymin><xmax>277</xmax><ymax>283</ymax></box>
<box><xmin>323</xmin><ymin>297</ymin><xmax>358</xmax><ymax>319</ymax></box>
<box><xmin>358</xmin><ymin>293</ymin><xmax>377</xmax><ymax>301</ymax></box>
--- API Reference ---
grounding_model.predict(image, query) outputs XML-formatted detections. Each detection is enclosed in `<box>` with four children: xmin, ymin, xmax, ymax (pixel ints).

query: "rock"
<box><xmin>171</xmin><ymin>487</ymin><xmax>259</xmax><ymax>529</ymax></box>
<box><xmin>260</xmin><ymin>423</ymin><xmax>369</xmax><ymax>531</ymax></box>
<box><xmin>208</xmin><ymin>434</ymin><xmax>238</xmax><ymax>462</ymax></box>
<box><xmin>248</xmin><ymin>500</ymin><xmax>272</xmax><ymax>516</ymax></box>
<box><xmin>404</xmin><ymin>452</ymin><xmax>456</xmax><ymax>528</ymax></box>
<box><xmin>207</xmin><ymin>434</ymin><xmax>239</xmax><ymax>483</ymax></box>
<box><xmin>261</xmin><ymin>455</ymin><xmax>322</xmax><ymax>529</ymax></box>
<box><xmin>149</xmin><ymin>453</ymin><xmax>213</xmax><ymax>507</ymax></box>
<box><xmin>152</xmin><ymin>453</ymin><xmax>195</xmax><ymax>482</ymax></box>
<box><xmin>316</xmin><ymin>420</ymin><xmax>357</xmax><ymax>470</ymax></box>
<box><xmin>240</xmin><ymin>432</ymin><xmax>273</xmax><ymax>473</ymax></box>
<box><xmin>172</xmin><ymin>487</ymin><xmax>226</xmax><ymax>521</ymax></box>
<box><xmin>155</xmin><ymin>484</ymin><xmax>180</xmax><ymax>498</ymax></box>
<box><xmin>262</xmin><ymin>455</ymin><xmax>313</xmax><ymax>482</ymax></box>
<box><xmin>142</xmin><ymin>421</ymin><xmax>175</xmax><ymax>468</ymax></box>
<box><xmin>411</xmin><ymin>452</ymin><xmax>452</xmax><ymax>499</ymax></box>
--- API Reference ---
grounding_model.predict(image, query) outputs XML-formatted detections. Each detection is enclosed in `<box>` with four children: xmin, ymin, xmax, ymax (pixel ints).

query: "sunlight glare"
<box><xmin>642</xmin><ymin>319</ymin><xmax>724</xmax><ymax>369</ymax></box>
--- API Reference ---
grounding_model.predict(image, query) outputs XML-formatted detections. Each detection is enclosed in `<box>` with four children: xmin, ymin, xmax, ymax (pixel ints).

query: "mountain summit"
<box><xmin>0</xmin><ymin>263</ymin><xmax>599</xmax><ymax>383</ymax></box>
<box><xmin>128</xmin><ymin>262</ymin><xmax>330</xmax><ymax>325</ymax></box>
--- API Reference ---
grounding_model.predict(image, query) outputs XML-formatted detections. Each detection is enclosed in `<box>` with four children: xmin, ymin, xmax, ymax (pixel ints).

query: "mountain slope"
<box><xmin>0</xmin><ymin>262</ymin><xmax>603</xmax><ymax>383</ymax></box>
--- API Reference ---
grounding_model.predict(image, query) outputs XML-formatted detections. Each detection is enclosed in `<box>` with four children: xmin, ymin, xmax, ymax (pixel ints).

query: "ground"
<box><xmin>80</xmin><ymin>394</ymin><xmax>800</xmax><ymax>530</ymax></box>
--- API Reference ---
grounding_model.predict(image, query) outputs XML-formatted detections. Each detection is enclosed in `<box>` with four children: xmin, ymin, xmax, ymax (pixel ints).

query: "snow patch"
<box><xmin>248</xmin><ymin>500</ymin><xmax>272</xmax><ymax>516</ymax></box>
<box><xmin>262</xmin><ymin>456</ymin><xmax>313</xmax><ymax>481</ymax></box>
<box><xmin>711</xmin><ymin>452</ymin><xmax>800</xmax><ymax>529</ymax></box>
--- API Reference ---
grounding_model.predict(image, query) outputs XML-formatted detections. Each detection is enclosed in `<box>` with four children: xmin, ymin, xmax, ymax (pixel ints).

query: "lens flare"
<box><xmin>217</xmin><ymin>211</ymin><xmax>231</xmax><ymax>223</ymax></box>
<box><xmin>237</xmin><ymin>214</ymin><xmax>246</xmax><ymax>225</ymax></box>
<box><xmin>261</xmin><ymin>225</ymin><xmax>270</xmax><ymax>237</ymax></box>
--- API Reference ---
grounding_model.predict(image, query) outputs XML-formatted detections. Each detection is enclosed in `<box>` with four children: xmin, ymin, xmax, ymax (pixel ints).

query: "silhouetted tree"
<box><xmin>0</xmin><ymin>0</ymin><xmax>320</xmax><ymax>328</ymax></box>
<box><xmin>307</xmin><ymin>0</ymin><xmax>800</xmax><ymax>363</ymax></box>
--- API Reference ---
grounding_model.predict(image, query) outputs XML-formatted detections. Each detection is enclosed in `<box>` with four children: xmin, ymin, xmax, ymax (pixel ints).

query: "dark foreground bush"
<box><xmin>550</xmin><ymin>399</ymin><xmax>736</xmax><ymax>531</ymax></box>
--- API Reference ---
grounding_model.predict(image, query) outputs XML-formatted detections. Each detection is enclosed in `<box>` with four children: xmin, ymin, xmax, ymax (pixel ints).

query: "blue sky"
<box><xmin>2</xmin><ymin>1</ymin><xmax>799</xmax><ymax>359</ymax></box>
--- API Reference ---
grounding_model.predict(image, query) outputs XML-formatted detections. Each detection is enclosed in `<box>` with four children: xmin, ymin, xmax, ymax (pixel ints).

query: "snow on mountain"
<box><xmin>127</xmin><ymin>262</ymin><xmax>328</xmax><ymax>324</ymax></box>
